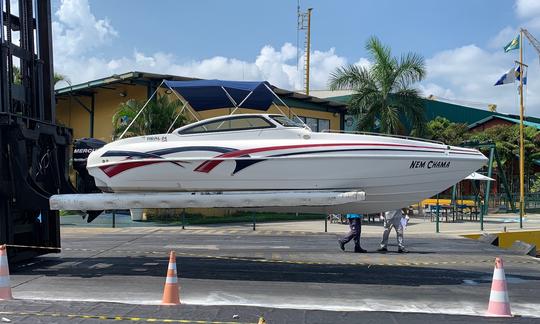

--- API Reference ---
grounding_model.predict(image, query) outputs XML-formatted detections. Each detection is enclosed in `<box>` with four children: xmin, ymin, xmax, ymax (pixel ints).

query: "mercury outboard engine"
<box><xmin>73</xmin><ymin>138</ymin><xmax>106</xmax><ymax>193</ymax></box>
<box><xmin>73</xmin><ymin>138</ymin><xmax>106</xmax><ymax>223</ymax></box>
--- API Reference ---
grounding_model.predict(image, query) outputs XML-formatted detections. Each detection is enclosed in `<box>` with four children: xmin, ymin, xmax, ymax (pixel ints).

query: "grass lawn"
<box><xmin>147</xmin><ymin>211</ymin><xmax>326</xmax><ymax>225</ymax></box>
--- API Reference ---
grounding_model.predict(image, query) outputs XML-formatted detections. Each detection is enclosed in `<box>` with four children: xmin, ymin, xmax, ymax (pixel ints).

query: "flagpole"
<box><xmin>518</xmin><ymin>28</ymin><xmax>525</xmax><ymax>228</ymax></box>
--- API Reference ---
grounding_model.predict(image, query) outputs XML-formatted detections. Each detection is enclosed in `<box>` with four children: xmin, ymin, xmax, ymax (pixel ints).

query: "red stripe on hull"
<box><xmin>99</xmin><ymin>143</ymin><xmax>481</xmax><ymax>177</ymax></box>
<box><xmin>100</xmin><ymin>161</ymin><xmax>164</xmax><ymax>177</ymax></box>
<box><xmin>194</xmin><ymin>142</ymin><xmax>461</xmax><ymax>173</ymax></box>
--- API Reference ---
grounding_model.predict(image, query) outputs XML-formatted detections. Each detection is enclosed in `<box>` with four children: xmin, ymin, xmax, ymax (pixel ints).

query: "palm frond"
<box><xmin>393</xmin><ymin>52</ymin><xmax>426</xmax><ymax>92</ymax></box>
<box><xmin>348</xmin><ymin>87</ymin><xmax>382</xmax><ymax>115</ymax></box>
<box><xmin>357</xmin><ymin>101</ymin><xmax>380</xmax><ymax>132</ymax></box>
<box><xmin>393</xmin><ymin>88</ymin><xmax>426</xmax><ymax>136</ymax></box>
<box><xmin>366</xmin><ymin>36</ymin><xmax>397</xmax><ymax>95</ymax></box>
<box><xmin>329</xmin><ymin>36</ymin><xmax>427</xmax><ymax>135</ymax></box>
<box><xmin>112</xmin><ymin>99</ymin><xmax>143</xmax><ymax>138</ymax></box>
<box><xmin>379</xmin><ymin>105</ymin><xmax>403</xmax><ymax>134</ymax></box>
<box><xmin>112</xmin><ymin>94</ymin><xmax>188</xmax><ymax>139</ymax></box>
<box><xmin>365</xmin><ymin>36</ymin><xmax>393</xmax><ymax>72</ymax></box>
<box><xmin>329</xmin><ymin>65</ymin><xmax>371</xmax><ymax>90</ymax></box>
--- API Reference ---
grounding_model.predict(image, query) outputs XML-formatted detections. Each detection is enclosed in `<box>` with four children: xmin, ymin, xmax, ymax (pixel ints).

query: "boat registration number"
<box><xmin>409</xmin><ymin>160</ymin><xmax>450</xmax><ymax>169</ymax></box>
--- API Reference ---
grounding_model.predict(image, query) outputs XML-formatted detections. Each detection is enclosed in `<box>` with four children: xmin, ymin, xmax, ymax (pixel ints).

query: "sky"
<box><xmin>45</xmin><ymin>0</ymin><xmax>540</xmax><ymax>116</ymax></box>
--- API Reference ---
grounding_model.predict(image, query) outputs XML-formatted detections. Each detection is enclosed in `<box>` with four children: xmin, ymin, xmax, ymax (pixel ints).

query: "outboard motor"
<box><xmin>73</xmin><ymin>138</ymin><xmax>106</xmax><ymax>193</ymax></box>
<box><xmin>73</xmin><ymin>138</ymin><xmax>106</xmax><ymax>223</ymax></box>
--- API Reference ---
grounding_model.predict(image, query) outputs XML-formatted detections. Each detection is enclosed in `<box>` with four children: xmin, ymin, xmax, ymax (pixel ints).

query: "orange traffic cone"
<box><xmin>486</xmin><ymin>257</ymin><xmax>512</xmax><ymax>317</ymax></box>
<box><xmin>0</xmin><ymin>245</ymin><xmax>13</xmax><ymax>300</ymax></box>
<box><xmin>161</xmin><ymin>251</ymin><xmax>180</xmax><ymax>305</ymax></box>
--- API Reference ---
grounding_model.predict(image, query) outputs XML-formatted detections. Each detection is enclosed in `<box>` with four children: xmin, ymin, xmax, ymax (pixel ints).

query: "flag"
<box><xmin>494</xmin><ymin>66</ymin><xmax>527</xmax><ymax>86</ymax></box>
<box><xmin>494</xmin><ymin>68</ymin><xmax>516</xmax><ymax>85</ymax></box>
<box><xmin>516</xmin><ymin>66</ymin><xmax>527</xmax><ymax>85</ymax></box>
<box><xmin>503</xmin><ymin>34</ymin><xmax>520</xmax><ymax>52</ymax></box>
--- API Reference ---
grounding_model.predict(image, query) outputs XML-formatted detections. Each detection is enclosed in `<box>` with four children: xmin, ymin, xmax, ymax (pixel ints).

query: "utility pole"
<box><xmin>297</xmin><ymin>4</ymin><xmax>312</xmax><ymax>95</ymax></box>
<box><xmin>517</xmin><ymin>28</ymin><xmax>526</xmax><ymax>228</ymax></box>
<box><xmin>305</xmin><ymin>8</ymin><xmax>312</xmax><ymax>95</ymax></box>
<box><xmin>518</xmin><ymin>28</ymin><xmax>540</xmax><ymax>228</ymax></box>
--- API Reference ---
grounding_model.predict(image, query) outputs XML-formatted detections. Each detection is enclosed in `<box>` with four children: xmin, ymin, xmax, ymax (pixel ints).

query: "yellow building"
<box><xmin>55</xmin><ymin>71</ymin><xmax>347</xmax><ymax>142</ymax></box>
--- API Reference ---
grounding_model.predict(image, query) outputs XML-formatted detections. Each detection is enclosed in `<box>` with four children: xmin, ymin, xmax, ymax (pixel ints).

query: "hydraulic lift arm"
<box><xmin>522</xmin><ymin>28</ymin><xmax>540</xmax><ymax>63</ymax></box>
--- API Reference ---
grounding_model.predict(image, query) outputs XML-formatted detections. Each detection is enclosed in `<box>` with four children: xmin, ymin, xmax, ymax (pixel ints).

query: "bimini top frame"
<box><xmin>119</xmin><ymin>79</ymin><xmax>307</xmax><ymax>139</ymax></box>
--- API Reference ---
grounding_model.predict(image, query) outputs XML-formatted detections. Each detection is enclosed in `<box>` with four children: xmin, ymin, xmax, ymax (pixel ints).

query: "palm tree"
<box><xmin>112</xmin><ymin>94</ymin><xmax>189</xmax><ymax>139</ymax></box>
<box><xmin>53</xmin><ymin>73</ymin><xmax>68</xmax><ymax>86</ymax></box>
<box><xmin>12</xmin><ymin>66</ymin><xmax>68</xmax><ymax>86</ymax></box>
<box><xmin>329</xmin><ymin>36</ymin><xmax>426</xmax><ymax>135</ymax></box>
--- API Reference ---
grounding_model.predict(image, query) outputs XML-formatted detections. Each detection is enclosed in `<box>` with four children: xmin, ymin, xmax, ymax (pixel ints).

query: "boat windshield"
<box><xmin>270</xmin><ymin>115</ymin><xmax>304</xmax><ymax>127</ymax></box>
<box><xmin>178</xmin><ymin>115</ymin><xmax>275</xmax><ymax>134</ymax></box>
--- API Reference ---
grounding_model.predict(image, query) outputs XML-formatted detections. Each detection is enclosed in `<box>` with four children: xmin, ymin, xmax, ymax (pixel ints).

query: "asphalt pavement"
<box><xmin>1</xmin><ymin>299</ymin><xmax>539</xmax><ymax>324</ymax></box>
<box><xmin>3</xmin><ymin>221</ymin><xmax>540</xmax><ymax>323</ymax></box>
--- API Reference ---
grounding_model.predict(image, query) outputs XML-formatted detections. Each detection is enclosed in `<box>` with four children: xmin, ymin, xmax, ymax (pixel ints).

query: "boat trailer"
<box><xmin>50</xmin><ymin>190</ymin><xmax>366</xmax><ymax>211</ymax></box>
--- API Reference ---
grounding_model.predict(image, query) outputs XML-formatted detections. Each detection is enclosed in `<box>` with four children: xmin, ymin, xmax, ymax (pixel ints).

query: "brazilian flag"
<box><xmin>504</xmin><ymin>34</ymin><xmax>520</xmax><ymax>52</ymax></box>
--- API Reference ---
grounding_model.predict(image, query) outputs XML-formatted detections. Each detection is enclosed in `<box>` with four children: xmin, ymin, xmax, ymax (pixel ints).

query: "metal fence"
<box><xmin>490</xmin><ymin>192</ymin><xmax>540</xmax><ymax>211</ymax></box>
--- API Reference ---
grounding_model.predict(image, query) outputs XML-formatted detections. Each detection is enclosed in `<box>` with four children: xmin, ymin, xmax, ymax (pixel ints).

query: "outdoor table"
<box><xmin>467</xmin><ymin>205</ymin><xmax>479</xmax><ymax>221</ymax></box>
<box><xmin>430</xmin><ymin>204</ymin><xmax>459</xmax><ymax>222</ymax></box>
<box><xmin>430</xmin><ymin>205</ymin><xmax>448</xmax><ymax>222</ymax></box>
<box><xmin>453</xmin><ymin>204</ymin><xmax>480</xmax><ymax>221</ymax></box>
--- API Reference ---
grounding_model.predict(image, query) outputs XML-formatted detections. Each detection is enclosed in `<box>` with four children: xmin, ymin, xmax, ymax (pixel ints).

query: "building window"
<box><xmin>344</xmin><ymin>115</ymin><xmax>355</xmax><ymax>132</ymax></box>
<box><xmin>318</xmin><ymin>119</ymin><xmax>330</xmax><ymax>132</ymax></box>
<box><xmin>298</xmin><ymin>116</ymin><xmax>330</xmax><ymax>132</ymax></box>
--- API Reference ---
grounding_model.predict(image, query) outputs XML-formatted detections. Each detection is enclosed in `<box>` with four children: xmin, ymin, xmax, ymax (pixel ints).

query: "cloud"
<box><xmin>8</xmin><ymin>0</ymin><xmax>18</xmax><ymax>14</ymax></box>
<box><xmin>55</xmin><ymin>43</ymin><xmax>353</xmax><ymax>92</ymax></box>
<box><xmin>353</xmin><ymin>58</ymin><xmax>371</xmax><ymax>69</ymax></box>
<box><xmin>52</xmin><ymin>0</ymin><xmax>117</xmax><ymax>57</ymax></box>
<box><xmin>51</xmin><ymin>0</ymin><xmax>359</xmax><ymax>92</ymax></box>
<box><xmin>418</xmin><ymin>83</ymin><xmax>455</xmax><ymax>99</ymax></box>
<box><xmin>51</xmin><ymin>0</ymin><xmax>540</xmax><ymax>116</ymax></box>
<box><xmin>418</xmin><ymin>0</ymin><xmax>540</xmax><ymax>116</ymax></box>
<box><xmin>515</xmin><ymin>0</ymin><xmax>540</xmax><ymax>18</ymax></box>
<box><xmin>308</xmin><ymin>48</ymin><xmax>348</xmax><ymax>90</ymax></box>
<box><xmin>514</xmin><ymin>0</ymin><xmax>540</xmax><ymax>33</ymax></box>
<box><xmin>422</xmin><ymin>43</ymin><xmax>540</xmax><ymax>115</ymax></box>
<box><xmin>426</xmin><ymin>45</ymin><xmax>506</xmax><ymax>86</ymax></box>
<box><xmin>489</xmin><ymin>26</ymin><xmax>518</xmax><ymax>49</ymax></box>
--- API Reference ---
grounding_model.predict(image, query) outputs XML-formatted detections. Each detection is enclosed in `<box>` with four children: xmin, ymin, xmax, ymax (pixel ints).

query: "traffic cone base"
<box><xmin>0</xmin><ymin>245</ymin><xmax>13</xmax><ymax>301</ymax></box>
<box><xmin>162</xmin><ymin>251</ymin><xmax>180</xmax><ymax>305</ymax></box>
<box><xmin>486</xmin><ymin>257</ymin><xmax>511</xmax><ymax>317</ymax></box>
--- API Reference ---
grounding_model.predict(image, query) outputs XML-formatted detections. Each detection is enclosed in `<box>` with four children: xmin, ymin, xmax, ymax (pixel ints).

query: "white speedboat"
<box><xmin>83</xmin><ymin>113</ymin><xmax>487</xmax><ymax>214</ymax></box>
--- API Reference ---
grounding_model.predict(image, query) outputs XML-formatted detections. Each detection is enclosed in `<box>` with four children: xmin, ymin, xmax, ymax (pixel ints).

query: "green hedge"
<box><xmin>145</xmin><ymin>210</ymin><xmax>325</xmax><ymax>225</ymax></box>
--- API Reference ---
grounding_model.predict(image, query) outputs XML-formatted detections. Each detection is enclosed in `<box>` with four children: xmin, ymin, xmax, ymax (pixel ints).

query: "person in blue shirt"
<box><xmin>338</xmin><ymin>213</ymin><xmax>366</xmax><ymax>253</ymax></box>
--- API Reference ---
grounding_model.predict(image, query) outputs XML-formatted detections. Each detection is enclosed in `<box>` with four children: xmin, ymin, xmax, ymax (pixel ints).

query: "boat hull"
<box><xmin>88</xmin><ymin>149</ymin><xmax>486</xmax><ymax>214</ymax></box>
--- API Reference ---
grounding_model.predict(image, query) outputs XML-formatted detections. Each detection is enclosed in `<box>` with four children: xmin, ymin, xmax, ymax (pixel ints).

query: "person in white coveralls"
<box><xmin>377</xmin><ymin>208</ymin><xmax>409</xmax><ymax>253</ymax></box>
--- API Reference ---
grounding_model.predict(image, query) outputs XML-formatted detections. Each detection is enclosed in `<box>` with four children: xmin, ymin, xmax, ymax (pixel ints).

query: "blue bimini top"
<box><xmin>163</xmin><ymin>80</ymin><xmax>274</xmax><ymax>111</ymax></box>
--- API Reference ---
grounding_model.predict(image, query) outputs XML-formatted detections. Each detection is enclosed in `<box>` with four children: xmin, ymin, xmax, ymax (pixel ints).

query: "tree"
<box><xmin>112</xmin><ymin>94</ymin><xmax>189</xmax><ymax>139</ymax></box>
<box><xmin>530</xmin><ymin>173</ymin><xmax>540</xmax><ymax>193</ymax></box>
<box><xmin>426</xmin><ymin>117</ymin><xmax>470</xmax><ymax>145</ymax></box>
<box><xmin>329</xmin><ymin>36</ymin><xmax>426</xmax><ymax>136</ymax></box>
<box><xmin>12</xmin><ymin>66</ymin><xmax>67</xmax><ymax>86</ymax></box>
<box><xmin>12</xmin><ymin>66</ymin><xmax>21</xmax><ymax>84</ymax></box>
<box><xmin>53</xmin><ymin>73</ymin><xmax>68</xmax><ymax>86</ymax></box>
<box><xmin>470</xmin><ymin>125</ymin><xmax>540</xmax><ymax>192</ymax></box>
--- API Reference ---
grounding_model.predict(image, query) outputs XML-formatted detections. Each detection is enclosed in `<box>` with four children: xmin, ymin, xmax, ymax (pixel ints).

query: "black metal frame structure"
<box><xmin>1</xmin><ymin>0</ymin><xmax>74</xmax><ymax>262</ymax></box>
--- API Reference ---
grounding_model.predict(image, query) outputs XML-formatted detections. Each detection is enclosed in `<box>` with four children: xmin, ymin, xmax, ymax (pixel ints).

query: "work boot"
<box><xmin>338</xmin><ymin>241</ymin><xmax>345</xmax><ymax>251</ymax></box>
<box><xmin>354</xmin><ymin>246</ymin><xmax>367</xmax><ymax>253</ymax></box>
<box><xmin>398</xmin><ymin>247</ymin><xmax>408</xmax><ymax>253</ymax></box>
<box><xmin>377</xmin><ymin>247</ymin><xmax>388</xmax><ymax>252</ymax></box>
